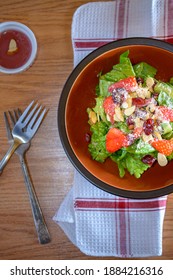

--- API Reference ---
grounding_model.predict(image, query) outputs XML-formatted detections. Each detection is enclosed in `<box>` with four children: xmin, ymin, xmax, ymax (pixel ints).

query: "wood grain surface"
<box><xmin>0</xmin><ymin>0</ymin><xmax>173</xmax><ymax>260</ymax></box>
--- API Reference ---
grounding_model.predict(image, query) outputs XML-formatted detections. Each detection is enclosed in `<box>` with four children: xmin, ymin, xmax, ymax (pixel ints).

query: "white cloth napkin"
<box><xmin>54</xmin><ymin>0</ymin><xmax>173</xmax><ymax>257</ymax></box>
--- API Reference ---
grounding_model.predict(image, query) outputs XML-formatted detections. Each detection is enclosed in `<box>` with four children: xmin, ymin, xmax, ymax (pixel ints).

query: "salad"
<box><xmin>87</xmin><ymin>50</ymin><xmax>173</xmax><ymax>178</ymax></box>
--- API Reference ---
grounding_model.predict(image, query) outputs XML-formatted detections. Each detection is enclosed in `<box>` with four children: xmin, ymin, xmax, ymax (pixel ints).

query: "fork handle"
<box><xmin>0</xmin><ymin>141</ymin><xmax>20</xmax><ymax>173</ymax></box>
<box><xmin>19</xmin><ymin>155</ymin><xmax>51</xmax><ymax>244</ymax></box>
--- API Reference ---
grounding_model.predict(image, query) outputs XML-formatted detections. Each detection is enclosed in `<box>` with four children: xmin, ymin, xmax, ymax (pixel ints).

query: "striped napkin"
<box><xmin>54</xmin><ymin>0</ymin><xmax>173</xmax><ymax>257</ymax></box>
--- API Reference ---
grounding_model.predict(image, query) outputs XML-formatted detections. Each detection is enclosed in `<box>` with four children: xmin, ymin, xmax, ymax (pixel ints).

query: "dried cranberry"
<box><xmin>126</xmin><ymin>116</ymin><xmax>135</xmax><ymax>126</ymax></box>
<box><xmin>143</xmin><ymin>118</ymin><xmax>154</xmax><ymax>135</ymax></box>
<box><xmin>152</xmin><ymin>92</ymin><xmax>159</xmax><ymax>100</ymax></box>
<box><xmin>136</xmin><ymin>77</ymin><xmax>144</xmax><ymax>84</ymax></box>
<box><xmin>142</xmin><ymin>155</ymin><xmax>156</xmax><ymax>166</ymax></box>
<box><xmin>132</xmin><ymin>97</ymin><xmax>152</xmax><ymax>107</ymax></box>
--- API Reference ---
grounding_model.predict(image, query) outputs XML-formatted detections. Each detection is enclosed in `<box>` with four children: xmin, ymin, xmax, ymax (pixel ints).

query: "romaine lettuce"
<box><xmin>88</xmin><ymin>121</ymin><xmax>110</xmax><ymax>162</ymax></box>
<box><xmin>133</xmin><ymin>62</ymin><xmax>157</xmax><ymax>78</ymax></box>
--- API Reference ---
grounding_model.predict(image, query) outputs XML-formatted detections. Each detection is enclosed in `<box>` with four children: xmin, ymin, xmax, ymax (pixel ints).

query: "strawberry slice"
<box><xmin>103</xmin><ymin>96</ymin><xmax>116</xmax><ymax>124</ymax></box>
<box><xmin>108</xmin><ymin>76</ymin><xmax>138</xmax><ymax>93</ymax></box>
<box><xmin>106</xmin><ymin>127</ymin><xmax>127</xmax><ymax>153</ymax></box>
<box><xmin>151</xmin><ymin>139</ymin><xmax>173</xmax><ymax>156</ymax></box>
<box><xmin>157</xmin><ymin>106</ymin><xmax>173</xmax><ymax>121</ymax></box>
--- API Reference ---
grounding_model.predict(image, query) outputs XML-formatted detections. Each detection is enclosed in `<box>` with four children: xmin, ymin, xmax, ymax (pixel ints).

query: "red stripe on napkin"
<box><xmin>74</xmin><ymin>39</ymin><xmax>112</xmax><ymax>49</ymax></box>
<box><xmin>74</xmin><ymin>197</ymin><xmax>167</xmax><ymax>212</ymax></box>
<box><xmin>74</xmin><ymin>36</ymin><xmax>173</xmax><ymax>50</ymax></box>
<box><xmin>119</xmin><ymin>202</ymin><xmax>130</xmax><ymax>256</ymax></box>
<box><xmin>117</xmin><ymin>0</ymin><xmax>128</xmax><ymax>39</ymax></box>
<box><xmin>113</xmin><ymin>0</ymin><xmax>130</xmax><ymax>39</ymax></box>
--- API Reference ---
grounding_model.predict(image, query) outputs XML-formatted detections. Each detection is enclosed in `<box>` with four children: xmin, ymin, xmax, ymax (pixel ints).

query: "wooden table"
<box><xmin>0</xmin><ymin>0</ymin><xmax>173</xmax><ymax>260</ymax></box>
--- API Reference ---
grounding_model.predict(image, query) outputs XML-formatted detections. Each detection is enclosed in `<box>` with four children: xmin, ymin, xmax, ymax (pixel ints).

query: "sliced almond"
<box><xmin>146</xmin><ymin>77</ymin><xmax>155</xmax><ymax>89</ymax></box>
<box><xmin>134</xmin><ymin>117</ymin><xmax>144</xmax><ymax>128</ymax></box>
<box><xmin>130</xmin><ymin>92</ymin><xmax>137</xmax><ymax>98</ymax></box>
<box><xmin>124</xmin><ymin>105</ymin><xmax>136</xmax><ymax>116</ymax></box>
<box><xmin>142</xmin><ymin>132</ymin><xmax>154</xmax><ymax>143</ymax></box>
<box><xmin>114</xmin><ymin>107</ymin><xmax>124</xmax><ymax>121</ymax></box>
<box><xmin>157</xmin><ymin>153</ymin><xmax>168</xmax><ymax>166</ymax></box>
<box><xmin>106</xmin><ymin>114</ymin><xmax>111</xmax><ymax>122</ymax></box>
<box><xmin>121</xmin><ymin>96</ymin><xmax>133</xmax><ymax>109</ymax></box>
<box><xmin>136</xmin><ymin>88</ymin><xmax>146</xmax><ymax>99</ymax></box>
<box><xmin>146</xmin><ymin>103</ymin><xmax>156</xmax><ymax>113</ymax></box>
<box><xmin>144</xmin><ymin>89</ymin><xmax>151</xmax><ymax>98</ymax></box>
<box><xmin>89</xmin><ymin>111</ymin><xmax>97</xmax><ymax>124</ymax></box>
<box><xmin>136</xmin><ymin>87</ymin><xmax>151</xmax><ymax>98</ymax></box>
<box><xmin>143</xmin><ymin>112</ymin><xmax>150</xmax><ymax>120</ymax></box>
<box><xmin>126</xmin><ymin>97</ymin><xmax>132</xmax><ymax>107</ymax></box>
<box><xmin>114</xmin><ymin>114</ymin><xmax>120</xmax><ymax>122</ymax></box>
<box><xmin>8</xmin><ymin>39</ymin><xmax>18</xmax><ymax>54</ymax></box>
<box><xmin>121</xmin><ymin>101</ymin><xmax>129</xmax><ymax>109</ymax></box>
<box><xmin>153</xmin><ymin>128</ymin><xmax>162</xmax><ymax>140</ymax></box>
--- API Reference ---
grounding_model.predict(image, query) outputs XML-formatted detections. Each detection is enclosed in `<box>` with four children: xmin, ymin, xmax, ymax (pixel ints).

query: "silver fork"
<box><xmin>3</xmin><ymin>107</ymin><xmax>51</xmax><ymax>244</ymax></box>
<box><xmin>0</xmin><ymin>100</ymin><xmax>46</xmax><ymax>173</ymax></box>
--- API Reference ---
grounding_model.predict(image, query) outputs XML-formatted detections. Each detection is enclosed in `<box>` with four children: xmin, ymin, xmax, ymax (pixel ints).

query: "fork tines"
<box><xmin>18</xmin><ymin>101</ymin><xmax>47</xmax><ymax>129</ymax></box>
<box><xmin>4</xmin><ymin>100</ymin><xmax>47</xmax><ymax>142</ymax></box>
<box><xmin>4</xmin><ymin>109</ymin><xmax>22</xmax><ymax>141</ymax></box>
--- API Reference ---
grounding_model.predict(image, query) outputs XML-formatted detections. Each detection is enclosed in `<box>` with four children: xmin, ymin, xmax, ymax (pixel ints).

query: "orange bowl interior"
<box><xmin>64</xmin><ymin>43</ymin><xmax>173</xmax><ymax>196</ymax></box>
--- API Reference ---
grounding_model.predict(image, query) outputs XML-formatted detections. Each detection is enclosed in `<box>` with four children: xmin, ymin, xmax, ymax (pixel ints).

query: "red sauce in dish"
<box><xmin>0</xmin><ymin>30</ymin><xmax>32</xmax><ymax>69</ymax></box>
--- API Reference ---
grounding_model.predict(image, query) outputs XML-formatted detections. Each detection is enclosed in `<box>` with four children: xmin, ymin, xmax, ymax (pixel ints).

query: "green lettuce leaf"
<box><xmin>114</xmin><ymin>121</ymin><xmax>131</xmax><ymax>134</ymax></box>
<box><xmin>112</xmin><ymin>50</ymin><xmax>136</xmax><ymax>78</ymax></box>
<box><xmin>104</xmin><ymin>69</ymin><xmax>126</xmax><ymax>82</ymax></box>
<box><xmin>158</xmin><ymin>91</ymin><xmax>173</xmax><ymax>108</ymax></box>
<box><xmin>98</xmin><ymin>79</ymin><xmax>112</xmax><ymax>97</ymax></box>
<box><xmin>123</xmin><ymin>153</ymin><xmax>150</xmax><ymax>178</ymax></box>
<box><xmin>88</xmin><ymin>121</ymin><xmax>110</xmax><ymax>162</ymax></box>
<box><xmin>111</xmin><ymin>151</ymin><xmax>150</xmax><ymax>178</ymax></box>
<box><xmin>154</xmin><ymin>81</ymin><xmax>173</xmax><ymax>97</ymax></box>
<box><xmin>133</xmin><ymin>62</ymin><xmax>157</xmax><ymax>78</ymax></box>
<box><xmin>167</xmin><ymin>152</ymin><xmax>173</xmax><ymax>161</ymax></box>
<box><xmin>93</xmin><ymin>97</ymin><xmax>107</xmax><ymax>121</ymax></box>
<box><xmin>162</xmin><ymin>122</ymin><xmax>173</xmax><ymax>139</ymax></box>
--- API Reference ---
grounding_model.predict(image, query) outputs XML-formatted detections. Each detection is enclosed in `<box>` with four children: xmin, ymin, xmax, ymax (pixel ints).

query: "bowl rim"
<box><xmin>58</xmin><ymin>37</ymin><xmax>173</xmax><ymax>199</ymax></box>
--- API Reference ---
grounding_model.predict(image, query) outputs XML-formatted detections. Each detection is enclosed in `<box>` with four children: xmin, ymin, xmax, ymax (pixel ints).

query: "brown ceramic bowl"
<box><xmin>58</xmin><ymin>37</ymin><xmax>173</xmax><ymax>198</ymax></box>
